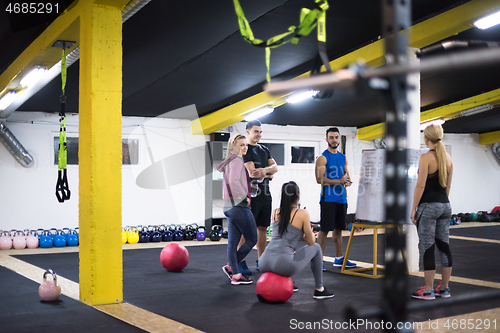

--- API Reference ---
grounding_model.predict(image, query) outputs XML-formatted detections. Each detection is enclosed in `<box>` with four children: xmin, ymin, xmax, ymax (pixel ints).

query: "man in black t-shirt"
<box><xmin>242</xmin><ymin>120</ymin><xmax>278</xmax><ymax>271</ymax></box>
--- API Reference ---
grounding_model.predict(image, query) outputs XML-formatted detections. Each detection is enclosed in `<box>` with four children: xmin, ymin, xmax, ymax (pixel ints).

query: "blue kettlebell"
<box><xmin>40</xmin><ymin>231</ymin><xmax>53</xmax><ymax>248</ymax></box>
<box><xmin>53</xmin><ymin>231</ymin><xmax>66</xmax><ymax>247</ymax></box>
<box><xmin>162</xmin><ymin>230</ymin><xmax>173</xmax><ymax>242</ymax></box>
<box><xmin>48</xmin><ymin>228</ymin><xmax>58</xmax><ymax>241</ymax></box>
<box><xmin>67</xmin><ymin>230</ymin><xmax>79</xmax><ymax>246</ymax></box>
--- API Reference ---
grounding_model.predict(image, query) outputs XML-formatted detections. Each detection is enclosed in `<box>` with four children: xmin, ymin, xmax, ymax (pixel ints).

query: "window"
<box><xmin>291</xmin><ymin>146</ymin><xmax>315</xmax><ymax>164</ymax></box>
<box><xmin>260</xmin><ymin>142</ymin><xmax>285</xmax><ymax>166</ymax></box>
<box><xmin>54</xmin><ymin>137</ymin><xmax>139</xmax><ymax>165</ymax></box>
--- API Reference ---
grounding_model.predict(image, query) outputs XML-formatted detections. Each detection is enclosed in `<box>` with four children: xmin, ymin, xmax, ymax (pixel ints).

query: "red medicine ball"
<box><xmin>256</xmin><ymin>272</ymin><xmax>293</xmax><ymax>303</ymax></box>
<box><xmin>160</xmin><ymin>243</ymin><xmax>189</xmax><ymax>272</ymax></box>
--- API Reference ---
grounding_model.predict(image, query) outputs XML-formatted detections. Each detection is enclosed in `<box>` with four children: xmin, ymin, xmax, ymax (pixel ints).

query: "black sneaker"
<box><xmin>313</xmin><ymin>287</ymin><xmax>335</xmax><ymax>299</ymax></box>
<box><xmin>222</xmin><ymin>265</ymin><xmax>232</xmax><ymax>281</ymax></box>
<box><xmin>231</xmin><ymin>274</ymin><xmax>253</xmax><ymax>285</ymax></box>
<box><xmin>293</xmin><ymin>285</ymin><xmax>299</xmax><ymax>292</ymax></box>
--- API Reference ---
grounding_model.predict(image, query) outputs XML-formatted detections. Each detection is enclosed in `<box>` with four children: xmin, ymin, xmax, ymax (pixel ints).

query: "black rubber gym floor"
<box><xmin>4</xmin><ymin>225</ymin><xmax>500</xmax><ymax>333</ymax></box>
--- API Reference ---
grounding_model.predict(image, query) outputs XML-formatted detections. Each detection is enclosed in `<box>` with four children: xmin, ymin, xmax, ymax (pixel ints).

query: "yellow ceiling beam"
<box><xmin>195</xmin><ymin>0</ymin><xmax>500</xmax><ymax>135</ymax></box>
<box><xmin>0</xmin><ymin>0</ymin><xmax>129</xmax><ymax>101</ymax></box>
<box><xmin>358</xmin><ymin>88</ymin><xmax>500</xmax><ymax>141</ymax></box>
<box><xmin>357</xmin><ymin>0</ymin><xmax>500</xmax><ymax>141</ymax></box>
<box><xmin>420</xmin><ymin>88</ymin><xmax>500</xmax><ymax>123</ymax></box>
<box><xmin>480</xmin><ymin>130</ymin><xmax>500</xmax><ymax>145</ymax></box>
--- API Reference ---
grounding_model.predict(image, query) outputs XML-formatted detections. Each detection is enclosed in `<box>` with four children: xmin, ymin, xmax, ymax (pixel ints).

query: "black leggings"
<box><xmin>417</xmin><ymin>202</ymin><xmax>453</xmax><ymax>270</ymax></box>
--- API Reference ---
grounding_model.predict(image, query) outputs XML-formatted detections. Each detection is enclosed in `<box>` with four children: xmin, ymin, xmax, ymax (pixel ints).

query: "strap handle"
<box><xmin>233</xmin><ymin>0</ymin><xmax>329</xmax><ymax>82</ymax></box>
<box><xmin>56</xmin><ymin>48</ymin><xmax>70</xmax><ymax>203</ymax></box>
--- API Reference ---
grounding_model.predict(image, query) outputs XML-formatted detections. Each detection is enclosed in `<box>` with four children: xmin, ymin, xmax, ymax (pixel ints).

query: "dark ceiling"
<box><xmin>1</xmin><ymin>0</ymin><xmax>500</xmax><ymax>136</ymax></box>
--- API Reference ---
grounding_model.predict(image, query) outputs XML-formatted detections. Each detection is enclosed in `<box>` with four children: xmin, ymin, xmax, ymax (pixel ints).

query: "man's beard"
<box><xmin>328</xmin><ymin>142</ymin><xmax>338</xmax><ymax>149</ymax></box>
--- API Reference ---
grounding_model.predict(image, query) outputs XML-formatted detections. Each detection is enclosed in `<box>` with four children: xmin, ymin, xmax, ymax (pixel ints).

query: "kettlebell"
<box><xmin>151</xmin><ymin>229</ymin><xmax>162</xmax><ymax>242</ymax></box>
<box><xmin>127</xmin><ymin>227</ymin><xmax>139</xmax><ymax>244</ymax></box>
<box><xmin>66</xmin><ymin>230</ymin><xmax>79</xmax><ymax>247</ymax></box>
<box><xmin>0</xmin><ymin>231</ymin><xmax>13</xmax><ymax>250</ymax></box>
<box><xmin>38</xmin><ymin>269</ymin><xmax>61</xmax><ymax>302</ymax></box>
<box><xmin>122</xmin><ymin>228</ymin><xmax>128</xmax><ymax>244</ymax></box>
<box><xmin>139</xmin><ymin>229</ymin><xmax>150</xmax><ymax>243</ymax></box>
<box><xmin>48</xmin><ymin>228</ymin><xmax>58</xmax><ymax>241</ymax></box>
<box><xmin>13</xmin><ymin>231</ymin><xmax>27</xmax><ymax>249</ymax></box>
<box><xmin>173</xmin><ymin>230</ymin><xmax>184</xmax><ymax>241</ymax></box>
<box><xmin>196</xmin><ymin>227</ymin><xmax>206</xmax><ymax>241</ymax></box>
<box><xmin>62</xmin><ymin>228</ymin><xmax>71</xmax><ymax>241</ymax></box>
<box><xmin>40</xmin><ymin>231</ymin><xmax>54</xmax><ymax>248</ymax></box>
<box><xmin>162</xmin><ymin>230</ymin><xmax>173</xmax><ymax>242</ymax></box>
<box><xmin>26</xmin><ymin>230</ymin><xmax>39</xmax><ymax>249</ymax></box>
<box><xmin>54</xmin><ymin>230</ymin><xmax>67</xmax><ymax>247</ymax></box>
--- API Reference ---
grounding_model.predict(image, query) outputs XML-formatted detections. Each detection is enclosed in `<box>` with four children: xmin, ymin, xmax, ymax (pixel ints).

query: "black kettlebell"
<box><xmin>163</xmin><ymin>230</ymin><xmax>173</xmax><ymax>242</ymax></box>
<box><xmin>173</xmin><ymin>230</ymin><xmax>184</xmax><ymax>241</ymax></box>
<box><xmin>139</xmin><ymin>229</ymin><xmax>150</xmax><ymax>243</ymax></box>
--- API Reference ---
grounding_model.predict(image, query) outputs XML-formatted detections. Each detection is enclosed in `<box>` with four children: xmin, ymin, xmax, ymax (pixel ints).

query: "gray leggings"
<box><xmin>416</xmin><ymin>202</ymin><xmax>453</xmax><ymax>270</ymax></box>
<box><xmin>258</xmin><ymin>243</ymin><xmax>323</xmax><ymax>289</ymax></box>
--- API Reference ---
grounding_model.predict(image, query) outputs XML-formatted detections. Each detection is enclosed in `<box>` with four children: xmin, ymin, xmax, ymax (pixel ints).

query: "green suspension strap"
<box><xmin>233</xmin><ymin>0</ymin><xmax>329</xmax><ymax>82</ymax></box>
<box><xmin>56</xmin><ymin>48</ymin><xmax>71</xmax><ymax>203</ymax></box>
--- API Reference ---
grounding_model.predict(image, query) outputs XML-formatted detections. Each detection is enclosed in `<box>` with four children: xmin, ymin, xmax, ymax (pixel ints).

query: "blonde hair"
<box><xmin>224</xmin><ymin>134</ymin><xmax>246</xmax><ymax>161</ymax></box>
<box><xmin>424</xmin><ymin>124</ymin><xmax>447</xmax><ymax>187</ymax></box>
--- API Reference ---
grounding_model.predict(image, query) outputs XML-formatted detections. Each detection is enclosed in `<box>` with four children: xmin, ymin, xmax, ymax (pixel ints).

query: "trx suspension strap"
<box><xmin>233</xmin><ymin>0</ymin><xmax>329</xmax><ymax>82</ymax></box>
<box><xmin>56</xmin><ymin>48</ymin><xmax>71</xmax><ymax>203</ymax></box>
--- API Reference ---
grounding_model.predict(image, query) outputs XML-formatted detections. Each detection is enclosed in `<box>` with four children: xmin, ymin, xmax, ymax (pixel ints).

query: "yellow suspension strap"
<box><xmin>56</xmin><ymin>48</ymin><xmax>71</xmax><ymax>203</ymax></box>
<box><xmin>233</xmin><ymin>0</ymin><xmax>329</xmax><ymax>82</ymax></box>
<box><xmin>311</xmin><ymin>8</ymin><xmax>333</xmax><ymax>100</ymax></box>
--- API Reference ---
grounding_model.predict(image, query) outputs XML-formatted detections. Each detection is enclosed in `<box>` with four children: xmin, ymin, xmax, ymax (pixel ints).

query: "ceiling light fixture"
<box><xmin>19</xmin><ymin>67</ymin><xmax>47</xmax><ymax>88</ymax></box>
<box><xmin>244</xmin><ymin>106</ymin><xmax>274</xmax><ymax>121</ymax></box>
<box><xmin>286</xmin><ymin>90</ymin><xmax>319</xmax><ymax>104</ymax></box>
<box><xmin>420</xmin><ymin>118</ymin><xmax>445</xmax><ymax>131</ymax></box>
<box><xmin>474</xmin><ymin>10</ymin><xmax>500</xmax><ymax>29</ymax></box>
<box><xmin>460</xmin><ymin>104</ymin><xmax>494</xmax><ymax>117</ymax></box>
<box><xmin>0</xmin><ymin>92</ymin><xmax>17</xmax><ymax>111</ymax></box>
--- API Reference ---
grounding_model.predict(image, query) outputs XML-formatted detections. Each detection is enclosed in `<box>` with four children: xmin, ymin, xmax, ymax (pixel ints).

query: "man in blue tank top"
<box><xmin>315</xmin><ymin>127</ymin><xmax>356</xmax><ymax>269</ymax></box>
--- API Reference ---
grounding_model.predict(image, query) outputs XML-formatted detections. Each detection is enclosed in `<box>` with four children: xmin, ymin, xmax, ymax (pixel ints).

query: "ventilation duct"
<box><xmin>373</xmin><ymin>137</ymin><xmax>386</xmax><ymax>149</ymax></box>
<box><xmin>491</xmin><ymin>142</ymin><xmax>500</xmax><ymax>166</ymax></box>
<box><xmin>0</xmin><ymin>123</ymin><xmax>34</xmax><ymax>167</ymax></box>
<box><xmin>0</xmin><ymin>0</ymin><xmax>152</xmax><ymax>119</ymax></box>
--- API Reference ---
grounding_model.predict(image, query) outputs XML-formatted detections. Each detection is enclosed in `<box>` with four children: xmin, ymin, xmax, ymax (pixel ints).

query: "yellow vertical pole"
<box><xmin>79</xmin><ymin>2</ymin><xmax>123</xmax><ymax>305</ymax></box>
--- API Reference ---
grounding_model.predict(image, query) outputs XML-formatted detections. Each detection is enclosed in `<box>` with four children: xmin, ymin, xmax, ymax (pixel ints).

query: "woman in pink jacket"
<box><xmin>217</xmin><ymin>134</ymin><xmax>257</xmax><ymax>285</ymax></box>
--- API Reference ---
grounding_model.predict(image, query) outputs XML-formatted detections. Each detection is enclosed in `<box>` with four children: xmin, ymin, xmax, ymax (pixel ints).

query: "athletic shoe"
<box><xmin>313</xmin><ymin>287</ymin><xmax>335</xmax><ymax>299</ymax></box>
<box><xmin>222</xmin><ymin>265</ymin><xmax>232</xmax><ymax>281</ymax></box>
<box><xmin>323</xmin><ymin>261</ymin><xmax>326</xmax><ymax>271</ymax></box>
<box><xmin>231</xmin><ymin>274</ymin><xmax>253</xmax><ymax>285</ymax></box>
<box><xmin>333</xmin><ymin>256</ymin><xmax>356</xmax><ymax>268</ymax></box>
<box><xmin>434</xmin><ymin>282</ymin><xmax>451</xmax><ymax>298</ymax></box>
<box><xmin>256</xmin><ymin>260</ymin><xmax>259</xmax><ymax>271</ymax></box>
<box><xmin>238</xmin><ymin>260</ymin><xmax>252</xmax><ymax>276</ymax></box>
<box><xmin>293</xmin><ymin>285</ymin><xmax>299</xmax><ymax>292</ymax></box>
<box><xmin>411</xmin><ymin>286</ymin><xmax>435</xmax><ymax>300</ymax></box>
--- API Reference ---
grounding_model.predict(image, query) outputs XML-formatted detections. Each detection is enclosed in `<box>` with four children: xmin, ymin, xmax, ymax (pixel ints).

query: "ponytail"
<box><xmin>424</xmin><ymin>124</ymin><xmax>447</xmax><ymax>187</ymax></box>
<box><xmin>277</xmin><ymin>181</ymin><xmax>300</xmax><ymax>237</ymax></box>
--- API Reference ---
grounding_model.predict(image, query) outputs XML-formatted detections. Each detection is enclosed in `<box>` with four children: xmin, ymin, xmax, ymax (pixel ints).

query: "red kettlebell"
<box><xmin>38</xmin><ymin>269</ymin><xmax>62</xmax><ymax>302</ymax></box>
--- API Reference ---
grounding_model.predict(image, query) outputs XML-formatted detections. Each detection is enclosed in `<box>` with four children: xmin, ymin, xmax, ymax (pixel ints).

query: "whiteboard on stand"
<box><xmin>355</xmin><ymin>148</ymin><xmax>428</xmax><ymax>223</ymax></box>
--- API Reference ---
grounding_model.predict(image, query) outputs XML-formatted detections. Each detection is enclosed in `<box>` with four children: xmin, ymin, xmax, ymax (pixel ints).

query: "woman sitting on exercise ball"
<box><xmin>259</xmin><ymin>181</ymin><xmax>334</xmax><ymax>299</ymax></box>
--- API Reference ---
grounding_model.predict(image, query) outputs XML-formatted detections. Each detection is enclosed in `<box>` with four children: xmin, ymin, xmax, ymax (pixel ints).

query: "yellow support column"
<box><xmin>79</xmin><ymin>3</ymin><xmax>123</xmax><ymax>305</ymax></box>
